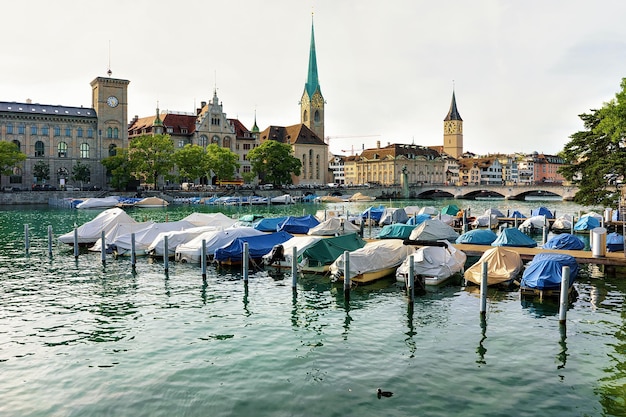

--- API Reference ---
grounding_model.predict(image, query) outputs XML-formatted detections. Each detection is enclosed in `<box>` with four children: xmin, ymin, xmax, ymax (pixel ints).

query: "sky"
<box><xmin>1</xmin><ymin>0</ymin><xmax>626</xmax><ymax>157</ymax></box>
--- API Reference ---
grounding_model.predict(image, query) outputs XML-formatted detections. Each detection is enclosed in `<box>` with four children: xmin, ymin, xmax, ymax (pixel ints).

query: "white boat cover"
<box><xmin>471</xmin><ymin>214</ymin><xmax>498</xmax><ymax>227</ymax></box>
<box><xmin>418</xmin><ymin>206</ymin><xmax>438</xmax><ymax>216</ymax></box>
<box><xmin>396</xmin><ymin>241</ymin><xmax>467</xmax><ymax>284</ymax></box>
<box><xmin>134</xmin><ymin>197</ymin><xmax>169</xmax><ymax>207</ymax></box>
<box><xmin>112</xmin><ymin>220</ymin><xmax>196</xmax><ymax>254</ymax></box>
<box><xmin>379</xmin><ymin>208</ymin><xmax>409</xmax><ymax>226</ymax></box>
<box><xmin>464</xmin><ymin>246</ymin><xmax>523</xmax><ymax>286</ymax></box>
<box><xmin>436</xmin><ymin>213</ymin><xmax>455</xmax><ymax>226</ymax></box>
<box><xmin>89</xmin><ymin>221</ymin><xmax>155</xmax><ymax>252</ymax></box>
<box><xmin>408</xmin><ymin>219</ymin><xmax>459</xmax><ymax>242</ymax></box>
<box><xmin>271</xmin><ymin>194</ymin><xmax>295</xmax><ymax>204</ymax></box>
<box><xmin>314</xmin><ymin>209</ymin><xmax>345</xmax><ymax>222</ymax></box>
<box><xmin>518</xmin><ymin>215</ymin><xmax>548</xmax><ymax>230</ymax></box>
<box><xmin>262</xmin><ymin>235</ymin><xmax>323</xmax><ymax>265</ymax></box>
<box><xmin>76</xmin><ymin>196</ymin><xmax>121</xmax><ymax>209</ymax></box>
<box><xmin>58</xmin><ymin>207</ymin><xmax>137</xmax><ymax>245</ymax></box>
<box><xmin>330</xmin><ymin>239</ymin><xmax>413</xmax><ymax>280</ymax></box>
<box><xmin>147</xmin><ymin>226</ymin><xmax>222</xmax><ymax>257</ymax></box>
<box><xmin>308</xmin><ymin>217</ymin><xmax>360</xmax><ymax>236</ymax></box>
<box><xmin>552</xmin><ymin>214</ymin><xmax>573</xmax><ymax>231</ymax></box>
<box><xmin>175</xmin><ymin>227</ymin><xmax>265</xmax><ymax>263</ymax></box>
<box><xmin>484</xmin><ymin>208</ymin><xmax>505</xmax><ymax>217</ymax></box>
<box><xmin>180</xmin><ymin>212</ymin><xmax>237</xmax><ymax>228</ymax></box>
<box><xmin>403</xmin><ymin>206</ymin><xmax>421</xmax><ymax>216</ymax></box>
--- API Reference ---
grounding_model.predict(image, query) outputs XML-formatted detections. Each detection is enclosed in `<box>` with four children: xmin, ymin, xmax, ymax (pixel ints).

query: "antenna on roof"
<box><xmin>107</xmin><ymin>40</ymin><xmax>112</xmax><ymax>77</ymax></box>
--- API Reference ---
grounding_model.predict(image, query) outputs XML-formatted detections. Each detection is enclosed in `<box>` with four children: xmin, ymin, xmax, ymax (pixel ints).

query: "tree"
<box><xmin>559</xmin><ymin>78</ymin><xmax>626</xmax><ymax>206</ymax></box>
<box><xmin>173</xmin><ymin>144</ymin><xmax>209</xmax><ymax>182</ymax></box>
<box><xmin>71</xmin><ymin>161</ymin><xmax>91</xmax><ymax>189</ymax></box>
<box><xmin>206</xmin><ymin>144</ymin><xmax>240</xmax><ymax>184</ymax></box>
<box><xmin>246</xmin><ymin>140</ymin><xmax>301</xmax><ymax>186</ymax></box>
<box><xmin>101</xmin><ymin>148</ymin><xmax>134</xmax><ymax>191</ymax></box>
<box><xmin>0</xmin><ymin>141</ymin><xmax>26</xmax><ymax>181</ymax></box>
<box><xmin>32</xmin><ymin>160</ymin><xmax>50</xmax><ymax>183</ymax></box>
<box><xmin>129</xmin><ymin>134</ymin><xmax>175</xmax><ymax>188</ymax></box>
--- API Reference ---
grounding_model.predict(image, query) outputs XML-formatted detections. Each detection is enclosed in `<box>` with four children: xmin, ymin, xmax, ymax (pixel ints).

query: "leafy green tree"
<box><xmin>559</xmin><ymin>78</ymin><xmax>626</xmax><ymax>206</ymax></box>
<box><xmin>242</xmin><ymin>171</ymin><xmax>256</xmax><ymax>185</ymax></box>
<box><xmin>0</xmin><ymin>142</ymin><xmax>26</xmax><ymax>182</ymax></box>
<box><xmin>173</xmin><ymin>144</ymin><xmax>209</xmax><ymax>182</ymax></box>
<box><xmin>246</xmin><ymin>140</ymin><xmax>301</xmax><ymax>186</ymax></box>
<box><xmin>206</xmin><ymin>144</ymin><xmax>240</xmax><ymax>184</ymax></box>
<box><xmin>101</xmin><ymin>148</ymin><xmax>134</xmax><ymax>191</ymax></box>
<box><xmin>129</xmin><ymin>134</ymin><xmax>175</xmax><ymax>188</ymax></box>
<box><xmin>32</xmin><ymin>160</ymin><xmax>50</xmax><ymax>183</ymax></box>
<box><xmin>71</xmin><ymin>161</ymin><xmax>91</xmax><ymax>189</ymax></box>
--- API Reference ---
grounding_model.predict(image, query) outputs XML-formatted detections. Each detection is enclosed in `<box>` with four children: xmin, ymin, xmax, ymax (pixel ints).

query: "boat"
<box><xmin>520</xmin><ymin>253</ymin><xmax>579</xmax><ymax>298</ymax></box>
<box><xmin>407</xmin><ymin>219</ymin><xmax>459</xmax><ymax>242</ymax></box>
<box><xmin>378</xmin><ymin>208</ymin><xmax>408</xmax><ymax>226</ymax></box>
<box><xmin>75</xmin><ymin>196</ymin><xmax>121</xmax><ymax>209</ymax></box>
<box><xmin>175</xmin><ymin>227</ymin><xmax>266</xmax><ymax>263</ymax></box>
<box><xmin>551</xmin><ymin>214</ymin><xmax>573</xmax><ymax>233</ymax></box>
<box><xmin>110</xmin><ymin>220</ymin><xmax>196</xmax><ymax>256</ymax></box>
<box><xmin>530</xmin><ymin>206</ymin><xmax>554</xmax><ymax>219</ymax></box>
<box><xmin>606</xmin><ymin>232</ymin><xmax>624</xmax><ymax>252</ymax></box>
<box><xmin>396</xmin><ymin>241</ymin><xmax>467</xmax><ymax>286</ymax></box>
<box><xmin>147</xmin><ymin>226</ymin><xmax>220</xmax><ymax>258</ymax></box>
<box><xmin>134</xmin><ymin>196</ymin><xmax>169</xmax><ymax>208</ymax></box>
<box><xmin>377</xmin><ymin>223</ymin><xmax>416</xmax><ymax>240</ymax></box>
<box><xmin>440</xmin><ymin>204</ymin><xmax>461</xmax><ymax>216</ymax></box>
<box><xmin>300</xmin><ymin>233</ymin><xmax>367</xmax><ymax>274</ymax></box>
<box><xmin>348</xmin><ymin>192</ymin><xmax>376</xmax><ymax>202</ymax></box>
<box><xmin>270</xmin><ymin>194</ymin><xmax>295</xmax><ymax>204</ymax></box>
<box><xmin>307</xmin><ymin>217</ymin><xmax>360</xmax><ymax>236</ymax></box>
<box><xmin>464</xmin><ymin>246</ymin><xmax>524</xmax><ymax>287</ymax></box>
<box><xmin>455</xmin><ymin>228</ymin><xmax>497</xmax><ymax>245</ymax></box>
<box><xmin>253</xmin><ymin>216</ymin><xmax>289</xmax><ymax>232</ymax></box>
<box><xmin>419</xmin><ymin>206</ymin><xmax>438</xmax><ymax>216</ymax></box>
<box><xmin>214</xmin><ymin>231</ymin><xmax>293</xmax><ymax>265</ymax></box>
<box><xmin>330</xmin><ymin>239</ymin><xmax>414</xmax><ymax>284</ymax></box>
<box><xmin>574</xmin><ymin>214</ymin><xmax>601</xmax><ymax>232</ymax></box>
<box><xmin>263</xmin><ymin>235</ymin><xmax>323</xmax><ymax>268</ymax></box>
<box><xmin>406</xmin><ymin>213</ymin><xmax>431</xmax><ymax>226</ymax></box>
<box><xmin>491</xmin><ymin>227</ymin><xmax>537</xmax><ymax>248</ymax></box>
<box><xmin>88</xmin><ymin>221</ymin><xmax>155</xmax><ymax>252</ymax></box>
<box><xmin>277</xmin><ymin>215</ymin><xmax>320</xmax><ymax>234</ymax></box>
<box><xmin>542</xmin><ymin>233</ymin><xmax>584</xmax><ymax>250</ymax></box>
<box><xmin>180</xmin><ymin>212</ymin><xmax>237</xmax><ymax>228</ymax></box>
<box><xmin>58</xmin><ymin>207</ymin><xmax>137</xmax><ymax>246</ymax></box>
<box><xmin>361</xmin><ymin>205</ymin><xmax>386</xmax><ymax>224</ymax></box>
<box><xmin>471</xmin><ymin>213</ymin><xmax>498</xmax><ymax>228</ymax></box>
<box><xmin>517</xmin><ymin>215</ymin><xmax>548</xmax><ymax>234</ymax></box>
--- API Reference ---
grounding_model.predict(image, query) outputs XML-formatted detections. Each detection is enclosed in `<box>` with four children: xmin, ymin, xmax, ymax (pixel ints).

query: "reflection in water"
<box><xmin>557</xmin><ymin>324</ymin><xmax>567</xmax><ymax>371</ymax></box>
<box><xmin>405</xmin><ymin>303</ymin><xmax>417</xmax><ymax>358</ymax></box>
<box><xmin>476</xmin><ymin>315</ymin><xmax>487</xmax><ymax>365</ymax></box>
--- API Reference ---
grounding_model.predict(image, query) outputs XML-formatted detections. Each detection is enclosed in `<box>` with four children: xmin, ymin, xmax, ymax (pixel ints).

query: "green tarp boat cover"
<box><xmin>301</xmin><ymin>233</ymin><xmax>366</xmax><ymax>267</ymax></box>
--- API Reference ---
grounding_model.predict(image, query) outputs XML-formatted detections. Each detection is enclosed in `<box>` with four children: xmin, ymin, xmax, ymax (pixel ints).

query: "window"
<box><xmin>211</xmin><ymin>117</ymin><xmax>220</xmax><ymax>126</ymax></box>
<box><xmin>57</xmin><ymin>167</ymin><xmax>69</xmax><ymax>182</ymax></box>
<box><xmin>6</xmin><ymin>124</ymin><xmax>13</xmax><ymax>134</ymax></box>
<box><xmin>30</xmin><ymin>125</ymin><xmax>37</xmax><ymax>135</ymax></box>
<box><xmin>87</xmin><ymin>128</ymin><xmax>94</xmax><ymax>138</ymax></box>
<box><xmin>108</xmin><ymin>144</ymin><xmax>117</xmax><ymax>157</ymax></box>
<box><xmin>35</xmin><ymin>141</ymin><xmax>45</xmax><ymax>157</ymax></box>
<box><xmin>212</xmin><ymin>136</ymin><xmax>220</xmax><ymax>145</ymax></box>
<box><xmin>243</xmin><ymin>143</ymin><xmax>251</xmax><ymax>150</ymax></box>
<box><xmin>80</xmin><ymin>143</ymin><xmax>89</xmax><ymax>158</ymax></box>
<box><xmin>10</xmin><ymin>167</ymin><xmax>22</xmax><ymax>184</ymax></box>
<box><xmin>243</xmin><ymin>165</ymin><xmax>251</xmax><ymax>173</ymax></box>
<box><xmin>113</xmin><ymin>127</ymin><xmax>119</xmax><ymax>139</ymax></box>
<box><xmin>58</xmin><ymin>142</ymin><xmax>68</xmax><ymax>158</ymax></box>
<box><xmin>303</xmin><ymin>110</ymin><xmax>308</xmax><ymax>123</ymax></box>
<box><xmin>54</xmin><ymin>126</ymin><xmax>60</xmax><ymax>136</ymax></box>
<box><xmin>41</xmin><ymin>126</ymin><xmax>49</xmax><ymax>136</ymax></box>
<box><xmin>107</xmin><ymin>127</ymin><xmax>113</xmax><ymax>138</ymax></box>
<box><xmin>18</xmin><ymin>124</ymin><xmax>25</xmax><ymax>134</ymax></box>
<box><xmin>199</xmin><ymin>135</ymin><xmax>208</xmax><ymax>147</ymax></box>
<box><xmin>12</xmin><ymin>140</ymin><xmax>20</xmax><ymax>151</ymax></box>
<box><xmin>65</xmin><ymin>127</ymin><xmax>71</xmax><ymax>136</ymax></box>
<box><xmin>314</xmin><ymin>110</ymin><xmax>320</xmax><ymax>123</ymax></box>
<box><xmin>77</xmin><ymin>127</ymin><xmax>83</xmax><ymax>138</ymax></box>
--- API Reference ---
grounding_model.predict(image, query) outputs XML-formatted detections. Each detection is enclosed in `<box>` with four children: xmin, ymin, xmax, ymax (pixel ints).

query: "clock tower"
<box><xmin>443</xmin><ymin>89</ymin><xmax>463</xmax><ymax>159</ymax></box>
<box><xmin>90</xmin><ymin>75</ymin><xmax>130</xmax><ymax>158</ymax></box>
<box><xmin>300</xmin><ymin>15</ymin><xmax>325</xmax><ymax>141</ymax></box>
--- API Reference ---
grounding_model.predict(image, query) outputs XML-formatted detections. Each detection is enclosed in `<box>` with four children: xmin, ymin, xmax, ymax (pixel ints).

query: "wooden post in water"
<box><xmin>163</xmin><ymin>236</ymin><xmax>169</xmax><ymax>273</ymax></box>
<box><xmin>201</xmin><ymin>239</ymin><xmax>207</xmax><ymax>282</ymax></box>
<box><xmin>24</xmin><ymin>224</ymin><xmax>30</xmax><ymax>254</ymax></box>
<box><xmin>243</xmin><ymin>242</ymin><xmax>249</xmax><ymax>283</ymax></box>
<box><xmin>462</xmin><ymin>210</ymin><xmax>468</xmax><ymax>233</ymax></box>
<box><xmin>47</xmin><ymin>225</ymin><xmax>53</xmax><ymax>256</ymax></box>
<box><xmin>480</xmin><ymin>261</ymin><xmax>488</xmax><ymax>316</ymax></box>
<box><xmin>131</xmin><ymin>233</ymin><xmax>136</xmax><ymax>269</ymax></box>
<box><xmin>291</xmin><ymin>246</ymin><xmax>298</xmax><ymax>291</ymax></box>
<box><xmin>408</xmin><ymin>254</ymin><xmax>415</xmax><ymax>304</ymax></box>
<box><xmin>343</xmin><ymin>251</ymin><xmax>351</xmax><ymax>302</ymax></box>
<box><xmin>558</xmin><ymin>266</ymin><xmax>570</xmax><ymax>325</ymax></box>
<box><xmin>368</xmin><ymin>210</ymin><xmax>372</xmax><ymax>239</ymax></box>
<box><xmin>73</xmin><ymin>228</ymin><xmax>79</xmax><ymax>259</ymax></box>
<box><xmin>100</xmin><ymin>230</ymin><xmax>106</xmax><ymax>265</ymax></box>
<box><xmin>542</xmin><ymin>216</ymin><xmax>548</xmax><ymax>245</ymax></box>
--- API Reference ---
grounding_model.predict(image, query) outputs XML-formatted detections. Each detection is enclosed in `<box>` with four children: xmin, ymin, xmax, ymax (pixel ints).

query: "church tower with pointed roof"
<box><xmin>300</xmin><ymin>15</ymin><xmax>325</xmax><ymax>141</ymax></box>
<box><xmin>443</xmin><ymin>89</ymin><xmax>463</xmax><ymax>158</ymax></box>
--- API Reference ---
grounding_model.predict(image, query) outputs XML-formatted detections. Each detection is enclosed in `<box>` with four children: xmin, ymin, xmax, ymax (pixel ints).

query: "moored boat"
<box><xmin>396</xmin><ymin>241</ymin><xmax>467</xmax><ymax>286</ymax></box>
<box><xmin>58</xmin><ymin>207</ymin><xmax>136</xmax><ymax>246</ymax></box>
<box><xmin>520</xmin><ymin>253</ymin><xmax>579</xmax><ymax>298</ymax></box>
<box><xmin>464</xmin><ymin>246</ymin><xmax>523</xmax><ymax>287</ymax></box>
<box><xmin>300</xmin><ymin>233</ymin><xmax>367</xmax><ymax>274</ymax></box>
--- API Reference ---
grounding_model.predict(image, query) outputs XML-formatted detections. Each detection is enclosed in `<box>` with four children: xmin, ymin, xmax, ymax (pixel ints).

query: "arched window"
<box><xmin>35</xmin><ymin>141</ymin><xmax>45</xmax><ymax>157</ymax></box>
<box><xmin>54</xmin><ymin>126</ymin><xmax>60</xmax><ymax>136</ymax></box>
<box><xmin>316</xmin><ymin>154</ymin><xmax>320</xmax><ymax>179</ymax></box>
<box><xmin>30</xmin><ymin>125</ymin><xmax>38</xmax><ymax>135</ymax></box>
<box><xmin>314</xmin><ymin>110</ymin><xmax>320</xmax><ymax>123</ymax></box>
<box><xmin>77</xmin><ymin>127</ymin><xmax>83</xmax><ymax>138</ymax></box>
<box><xmin>199</xmin><ymin>135</ymin><xmax>208</xmax><ymax>147</ymax></box>
<box><xmin>12</xmin><ymin>140</ymin><xmax>20</xmax><ymax>151</ymax></box>
<box><xmin>10</xmin><ymin>167</ymin><xmax>22</xmax><ymax>184</ymax></box>
<box><xmin>18</xmin><ymin>124</ymin><xmax>25</xmax><ymax>134</ymax></box>
<box><xmin>113</xmin><ymin>127</ymin><xmax>119</xmax><ymax>139</ymax></box>
<box><xmin>107</xmin><ymin>127</ymin><xmax>113</xmax><ymax>138</ymax></box>
<box><xmin>6</xmin><ymin>124</ymin><xmax>13</xmax><ymax>134</ymax></box>
<box><xmin>303</xmin><ymin>110</ymin><xmax>308</xmax><ymax>122</ymax></box>
<box><xmin>308</xmin><ymin>150</ymin><xmax>314</xmax><ymax>179</ymax></box>
<box><xmin>87</xmin><ymin>128</ymin><xmax>94</xmax><ymax>138</ymax></box>
<box><xmin>212</xmin><ymin>135</ymin><xmax>220</xmax><ymax>146</ymax></box>
<box><xmin>58</xmin><ymin>142</ymin><xmax>68</xmax><ymax>158</ymax></box>
<box><xmin>108</xmin><ymin>144</ymin><xmax>117</xmax><ymax>157</ymax></box>
<box><xmin>80</xmin><ymin>143</ymin><xmax>89</xmax><ymax>159</ymax></box>
<box><xmin>223</xmin><ymin>136</ymin><xmax>231</xmax><ymax>149</ymax></box>
<box><xmin>302</xmin><ymin>154</ymin><xmax>307</xmax><ymax>178</ymax></box>
<box><xmin>41</xmin><ymin>126</ymin><xmax>49</xmax><ymax>136</ymax></box>
<box><xmin>64</xmin><ymin>126</ymin><xmax>71</xmax><ymax>136</ymax></box>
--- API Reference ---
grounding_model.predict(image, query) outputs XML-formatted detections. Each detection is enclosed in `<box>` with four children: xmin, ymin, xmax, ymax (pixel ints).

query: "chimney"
<box><xmin>376</xmin><ymin>140</ymin><xmax>380</xmax><ymax>149</ymax></box>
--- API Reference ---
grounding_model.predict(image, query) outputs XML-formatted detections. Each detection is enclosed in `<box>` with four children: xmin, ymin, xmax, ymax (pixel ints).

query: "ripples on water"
<box><xmin>0</xmin><ymin>202</ymin><xmax>625</xmax><ymax>416</ymax></box>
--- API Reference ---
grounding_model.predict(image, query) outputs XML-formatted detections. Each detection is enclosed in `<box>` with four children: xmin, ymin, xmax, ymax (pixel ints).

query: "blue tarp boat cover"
<box><xmin>377</xmin><ymin>223</ymin><xmax>416</xmax><ymax>239</ymax></box>
<box><xmin>456</xmin><ymin>229</ymin><xmax>498</xmax><ymax>245</ymax></box>
<box><xmin>574</xmin><ymin>215</ymin><xmax>601</xmax><ymax>231</ymax></box>
<box><xmin>361</xmin><ymin>205</ymin><xmax>386</xmax><ymax>222</ymax></box>
<box><xmin>607</xmin><ymin>232</ymin><xmax>624</xmax><ymax>252</ymax></box>
<box><xmin>253</xmin><ymin>216</ymin><xmax>288</xmax><ymax>232</ymax></box>
<box><xmin>520</xmin><ymin>253</ymin><xmax>579</xmax><ymax>290</ymax></box>
<box><xmin>406</xmin><ymin>213</ymin><xmax>432</xmax><ymax>226</ymax></box>
<box><xmin>531</xmin><ymin>207</ymin><xmax>554</xmax><ymax>219</ymax></box>
<box><xmin>277</xmin><ymin>215</ymin><xmax>320</xmax><ymax>234</ymax></box>
<box><xmin>491</xmin><ymin>228</ymin><xmax>537</xmax><ymax>247</ymax></box>
<box><xmin>510</xmin><ymin>210</ymin><xmax>526</xmax><ymax>219</ymax></box>
<box><xmin>543</xmin><ymin>233</ymin><xmax>585</xmax><ymax>250</ymax></box>
<box><xmin>214</xmin><ymin>231</ymin><xmax>293</xmax><ymax>261</ymax></box>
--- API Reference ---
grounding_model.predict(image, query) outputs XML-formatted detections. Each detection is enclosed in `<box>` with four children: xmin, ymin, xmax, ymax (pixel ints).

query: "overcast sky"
<box><xmin>1</xmin><ymin>0</ymin><xmax>626</xmax><ymax>156</ymax></box>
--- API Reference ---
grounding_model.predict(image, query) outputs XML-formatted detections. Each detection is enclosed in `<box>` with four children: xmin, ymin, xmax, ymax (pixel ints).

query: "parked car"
<box><xmin>2</xmin><ymin>186</ymin><xmax>21</xmax><ymax>192</ymax></box>
<box><xmin>32</xmin><ymin>184</ymin><xmax>57</xmax><ymax>191</ymax></box>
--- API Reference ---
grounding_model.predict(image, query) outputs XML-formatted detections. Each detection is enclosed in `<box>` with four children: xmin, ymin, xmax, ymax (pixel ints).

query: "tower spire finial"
<box><xmin>107</xmin><ymin>40</ymin><xmax>112</xmax><ymax>77</ymax></box>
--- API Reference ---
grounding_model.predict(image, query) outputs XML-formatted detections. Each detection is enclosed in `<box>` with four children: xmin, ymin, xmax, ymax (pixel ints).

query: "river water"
<box><xmin>1</xmin><ymin>199</ymin><xmax>625</xmax><ymax>417</ymax></box>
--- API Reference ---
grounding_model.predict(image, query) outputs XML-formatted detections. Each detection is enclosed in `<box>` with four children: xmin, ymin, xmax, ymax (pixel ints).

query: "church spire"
<box><xmin>444</xmin><ymin>89</ymin><xmax>462</xmax><ymax>121</ymax></box>
<box><xmin>305</xmin><ymin>14</ymin><xmax>321</xmax><ymax>98</ymax></box>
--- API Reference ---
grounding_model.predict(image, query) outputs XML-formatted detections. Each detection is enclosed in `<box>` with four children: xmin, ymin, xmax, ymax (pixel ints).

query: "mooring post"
<box><xmin>163</xmin><ymin>235</ymin><xmax>169</xmax><ymax>273</ymax></box>
<box><xmin>462</xmin><ymin>210</ymin><xmax>468</xmax><ymax>233</ymax></box>
<box><xmin>201</xmin><ymin>239</ymin><xmax>207</xmax><ymax>282</ymax></box>
<box><xmin>291</xmin><ymin>246</ymin><xmax>298</xmax><ymax>291</ymax></box>
<box><xmin>100</xmin><ymin>230</ymin><xmax>106</xmax><ymax>265</ymax></box>
<box><xmin>368</xmin><ymin>210</ymin><xmax>372</xmax><ymax>239</ymax></box>
<box><xmin>558</xmin><ymin>266</ymin><xmax>570</xmax><ymax>325</ymax></box>
<box><xmin>480</xmin><ymin>261</ymin><xmax>488</xmax><ymax>316</ymax></box>
<box><xmin>24</xmin><ymin>224</ymin><xmax>30</xmax><ymax>255</ymax></box>
<box><xmin>130</xmin><ymin>233</ymin><xmax>136</xmax><ymax>269</ymax></box>
<box><xmin>73</xmin><ymin>228</ymin><xmax>79</xmax><ymax>259</ymax></box>
<box><xmin>343</xmin><ymin>250</ymin><xmax>351</xmax><ymax>302</ymax></box>
<box><xmin>408</xmin><ymin>254</ymin><xmax>415</xmax><ymax>304</ymax></box>
<box><xmin>324</xmin><ymin>209</ymin><xmax>327</xmax><ymax>221</ymax></box>
<box><xmin>243</xmin><ymin>242</ymin><xmax>249</xmax><ymax>283</ymax></box>
<box><xmin>47</xmin><ymin>225</ymin><xmax>53</xmax><ymax>256</ymax></box>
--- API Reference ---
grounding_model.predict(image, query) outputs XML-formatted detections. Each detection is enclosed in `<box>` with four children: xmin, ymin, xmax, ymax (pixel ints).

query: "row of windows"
<box><xmin>5</xmin><ymin>124</ymin><xmax>96</xmax><ymax>138</ymax></box>
<box><xmin>12</xmin><ymin>139</ymin><xmax>91</xmax><ymax>158</ymax></box>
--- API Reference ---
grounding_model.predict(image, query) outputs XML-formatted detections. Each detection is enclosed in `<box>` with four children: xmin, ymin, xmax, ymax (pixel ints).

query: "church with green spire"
<box><xmin>300</xmin><ymin>15</ymin><xmax>325</xmax><ymax>141</ymax></box>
